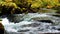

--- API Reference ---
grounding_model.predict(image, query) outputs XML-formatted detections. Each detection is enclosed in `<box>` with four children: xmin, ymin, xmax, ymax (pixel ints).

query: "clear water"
<box><xmin>2</xmin><ymin>13</ymin><xmax>60</xmax><ymax>34</ymax></box>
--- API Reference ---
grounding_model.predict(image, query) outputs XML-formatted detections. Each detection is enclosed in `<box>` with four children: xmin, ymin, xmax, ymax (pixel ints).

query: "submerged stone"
<box><xmin>52</xmin><ymin>15</ymin><xmax>60</xmax><ymax>17</ymax></box>
<box><xmin>21</xmin><ymin>23</ymin><xmax>40</xmax><ymax>27</ymax></box>
<box><xmin>57</xmin><ymin>28</ymin><xmax>60</xmax><ymax>31</ymax></box>
<box><xmin>18</xmin><ymin>29</ymin><xmax>30</xmax><ymax>32</ymax></box>
<box><xmin>7</xmin><ymin>14</ymin><xmax>24</xmax><ymax>23</ymax></box>
<box><xmin>37</xmin><ymin>20</ymin><xmax>53</xmax><ymax>23</ymax></box>
<box><xmin>51</xmin><ymin>26</ymin><xmax>57</xmax><ymax>30</ymax></box>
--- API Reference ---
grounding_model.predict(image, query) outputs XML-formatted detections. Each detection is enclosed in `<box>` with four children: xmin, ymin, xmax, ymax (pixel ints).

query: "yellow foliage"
<box><xmin>22</xmin><ymin>8</ymin><xmax>26</xmax><ymax>10</ymax></box>
<box><xmin>52</xmin><ymin>0</ymin><xmax>59</xmax><ymax>5</ymax></box>
<box><xmin>27</xmin><ymin>0</ymin><xmax>32</xmax><ymax>3</ymax></box>
<box><xmin>0</xmin><ymin>1</ymin><xmax>18</xmax><ymax>8</ymax></box>
<box><xmin>12</xmin><ymin>0</ymin><xmax>60</xmax><ymax>9</ymax></box>
<box><xmin>31</xmin><ymin>0</ymin><xmax>43</xmax><ymax>8</ymax></box>
<box><xmin>47</xmin><ymin>5</ymin><xmax>53</xmax><ymax>8</ymax></box>
<box><xmin>53</xmin><ymin>0</ymin><xmax>59</xmax><ymax>3</ymax></box>
<box><xmin>42</xmin><ymin>0</ymin><xmax>51</xmax><ymax>2</ymax></box>
<box><xmin>56</xmin><ymin>3</ymin><xmax>60</xmax><ymax>6</ymax></box>
<box><xmin>5</xmin><ymin>0</ymin><xmax>13</xmax><ymax>2</ymax></box>
<box><xmin>1</xmin><ymin>0</ymin><xmax>60</xmax><ymax>9</ymax></box>
<box><xmin>31</xmin><ymin>2</ymin><xmax>41</xmax><ymax>8</ymax></box>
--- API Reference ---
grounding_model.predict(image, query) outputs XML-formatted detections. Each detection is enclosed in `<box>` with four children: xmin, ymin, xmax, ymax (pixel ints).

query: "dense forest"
<box><xmin>0</xmin><ymin>0</ymin><xmax>60</xmax><ymax>15</ymax></box>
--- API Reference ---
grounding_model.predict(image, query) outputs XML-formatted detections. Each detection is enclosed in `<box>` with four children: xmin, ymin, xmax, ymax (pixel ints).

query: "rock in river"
<box><xmin>36</xmin><ymin>20</ymin><xmax>53</xmax><ymax>23</ymax></box>
<box><xmin>7</xmin><ymin>14</ymin><xmax>24</xmax><ymax>23</ymax></box>
<box><xmin>18</xmin><ymin>29</ymin><xmax>30</xmax><ymax>32</ymax></box>
<box><xmin>0</xmin><ymin>22</ymin><xmax>4</xmax><ymax>34</ymax></box>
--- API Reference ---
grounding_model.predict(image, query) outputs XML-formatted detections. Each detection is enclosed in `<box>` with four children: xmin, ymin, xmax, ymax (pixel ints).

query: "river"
<box><xmin>2</xmin><ymin>13</ymin><xmax>60</xmax><ymax>34</ymax></box>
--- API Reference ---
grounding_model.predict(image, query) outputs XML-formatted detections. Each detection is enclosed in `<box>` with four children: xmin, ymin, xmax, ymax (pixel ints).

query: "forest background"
<box><xmin>0</xmin><ymin>0</ymin><xmax>60</xmax><ymax>15</ymax></box>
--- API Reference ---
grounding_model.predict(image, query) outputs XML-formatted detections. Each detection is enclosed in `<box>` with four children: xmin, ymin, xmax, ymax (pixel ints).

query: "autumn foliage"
<box><xmin>0</xmin><ymin>0</ymin><xmax>60</xmax><ymax>14</ymax></box>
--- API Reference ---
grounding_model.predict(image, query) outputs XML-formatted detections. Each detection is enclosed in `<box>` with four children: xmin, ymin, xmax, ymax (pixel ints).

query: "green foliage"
<box><xmin>0</xmin><ymin>0</ymin><xmax>2</xmax><ymax>2</ymax></box>
<box><xmin>0</xmin><ymin>0</ymin><xmax>60</xmax><ymax>14</ymax></box>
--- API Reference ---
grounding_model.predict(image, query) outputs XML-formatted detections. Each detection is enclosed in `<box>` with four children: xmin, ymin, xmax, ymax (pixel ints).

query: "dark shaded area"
<box><xmin>52</xmin><ymin>27</ymin><xmax>56</xmax><ymax>29</ymax></box>
<box><xmin>1</xmin><ymin>6</ymin><xmax>13</xmax><ymax>15</ymax></box>
<box><xmin>0</xmin><ymin>14</ymin><xmax>5</xmax><ymax>17</ymax></box>
<box><xmin>0</xmin><ymin>29</ymin><xmax>4</xmax><ymax>34</ymax></box>
<box><xmin>57</xmin><ymin>28</ymin><xmax>60</xmax><ymax>31</ymax></box>
<box><xmin>7</xmin><ymin>14</ymin><xmax>24</xmax><ymax>23</ymax></box>
<box><xmin>36</xmin><ymin>20</ymin><xmax>53</xmax><ymax>23</ymax></box>
<box><xmin>17</xmin><ymin>4</ymin><xmax>37</xmax><ymax>13</ymax></box>
<box><xmin>0</xmin><ymin>23</ymin><xmax>4</xmax><ymax>34</ymax></box>
<box><xmin>21</xmin><ymin>23</ymin><xmax>40</xmax><ymax>27</ymax></box>
<box><xmin>52</xmin><ymin>15</ymin><xmax>60</xmax><ymax>17</ymax></box>
<box><xmin>13</xmin><ymin>8</ymin><xmax>22</xmax><ymax>14</ymax></box>
<box><xmin>18</xmin><ymin>29</ymin><xmax>30</xmax><ymax>32</ymax></box>
<box><xmin>31</xmin><ymin>23</ymin><xmax>40</xmax><ymax>27</ymax></box>
<box><xmin>45</xmin><ymin>33</ymin><xmax>60</xmax><ymax>34</ymax></box>
<box><xmin>53</xmin><ymin>6</ymin><xmax>60</xmax><ymax>14</ymax></box>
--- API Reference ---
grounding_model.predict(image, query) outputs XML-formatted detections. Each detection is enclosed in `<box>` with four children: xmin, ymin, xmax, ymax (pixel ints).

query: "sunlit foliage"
<box><xmin>0</xmin><ymin>0</ymin><xmax>60</xmax><ymax>14</ymax></box>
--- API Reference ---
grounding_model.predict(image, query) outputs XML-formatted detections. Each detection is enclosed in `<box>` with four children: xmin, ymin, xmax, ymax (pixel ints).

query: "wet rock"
<box><xmin>45</xmin><ymin>33</ymin><xmax>60</xmax><ymax>34</ymax></box>
<box><xmin>4</xmin><ymin>30</ymin><xmax>8</xmax><ymax>34</ymax></box>
<box><xmin>52</xmin><ymin>26</ymin><xmax>60</xmax><ymax>31</ymax></box>
<box><xmin>31</xmin><ymin>17</ymin><xmax>55</xmax><ymax>24</ymax></box>
<box><xmin>21</xmin><ymin>24</ymin><xmax>32</xmax><ymax>27</ymax></box>
<box><xmin>1</xmin><ymin>15</ymin><xmax>8</xmax><ymax>18</ymax></box>
<box><xmin>31</xmin><ymin>23</ymin><xmax>40</xmax><ymax>27</ymax></box>
<box><xmin>38</xmin><ymin>28</ymin><xmax>44</xmax><ymax>31</ymax></box>
<box><xmin>7</xmin><ymin>14</ymin><xmax>24</xmax><ymax>23</ymax></box>
<box><xmin>46</xmin><ymin>13</ymin><xmax>60</xmax><ymax>18</ymax></box>
<box><xmin>29</xmin><ymin>32</ymin><xmax>34</xmax><ymax>34</ymax></box>
<box><xmin>38</xmin><ymin>8</ymin><xmax>57</xmax><ymax>13</ymax></box>
<box><xmin>52</xmin><ymin>27</ymin><xmax>56</xmax><ymax>29</ymax></box>
<box><xmin>18</xmin><ymin>29</ymin><xmax>30</xmax><ymax>32</ymax></box>
<box><xmin>57</xmin><ymin>28</ymin><xmax>60</xmax><ymax>31</ymax></box>
<box><xmin>0</xmin><ymin>23</ymin><xmax>4</xmax><ymax>34</ymax></box>
<box><xmin>52</xmin><ymin>14</ymin><xmax>60</xmax><ymax>17</ymax></box>
<box><xmin>36</xmin><ymin>20</ymin><xmax>53</xmax><ymax>24</ymax></box>
<box><xmin>21</xmin><ymin>23</ymin><xmax>40</xmax><ymax>27</ymax></box>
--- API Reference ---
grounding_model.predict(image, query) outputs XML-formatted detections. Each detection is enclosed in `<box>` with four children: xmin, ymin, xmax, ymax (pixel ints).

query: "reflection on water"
<box><xmin>2</xmin><ymin>13</ymin><xmax>60</xmax><ymax>34</ymax></box>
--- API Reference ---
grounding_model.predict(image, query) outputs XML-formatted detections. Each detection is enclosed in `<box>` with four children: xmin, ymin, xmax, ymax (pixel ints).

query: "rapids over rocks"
<box><xmin>2</xmin><ymin>13</ymin><xmax>60</xmax><ymax>34</ymax></box>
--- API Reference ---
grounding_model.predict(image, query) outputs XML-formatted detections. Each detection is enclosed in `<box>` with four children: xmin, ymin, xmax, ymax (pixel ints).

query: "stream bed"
<box><xmin>2</xmin><ymin>13</ymin><xmax>60</xmax><ymax>34</ymax></box>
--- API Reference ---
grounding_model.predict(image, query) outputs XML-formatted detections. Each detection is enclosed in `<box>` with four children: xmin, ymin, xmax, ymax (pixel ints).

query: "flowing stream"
<box><xmin>2</xmin><ymin>13</ymin><xmax>60</xmax><ymax>34</ymax></box>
